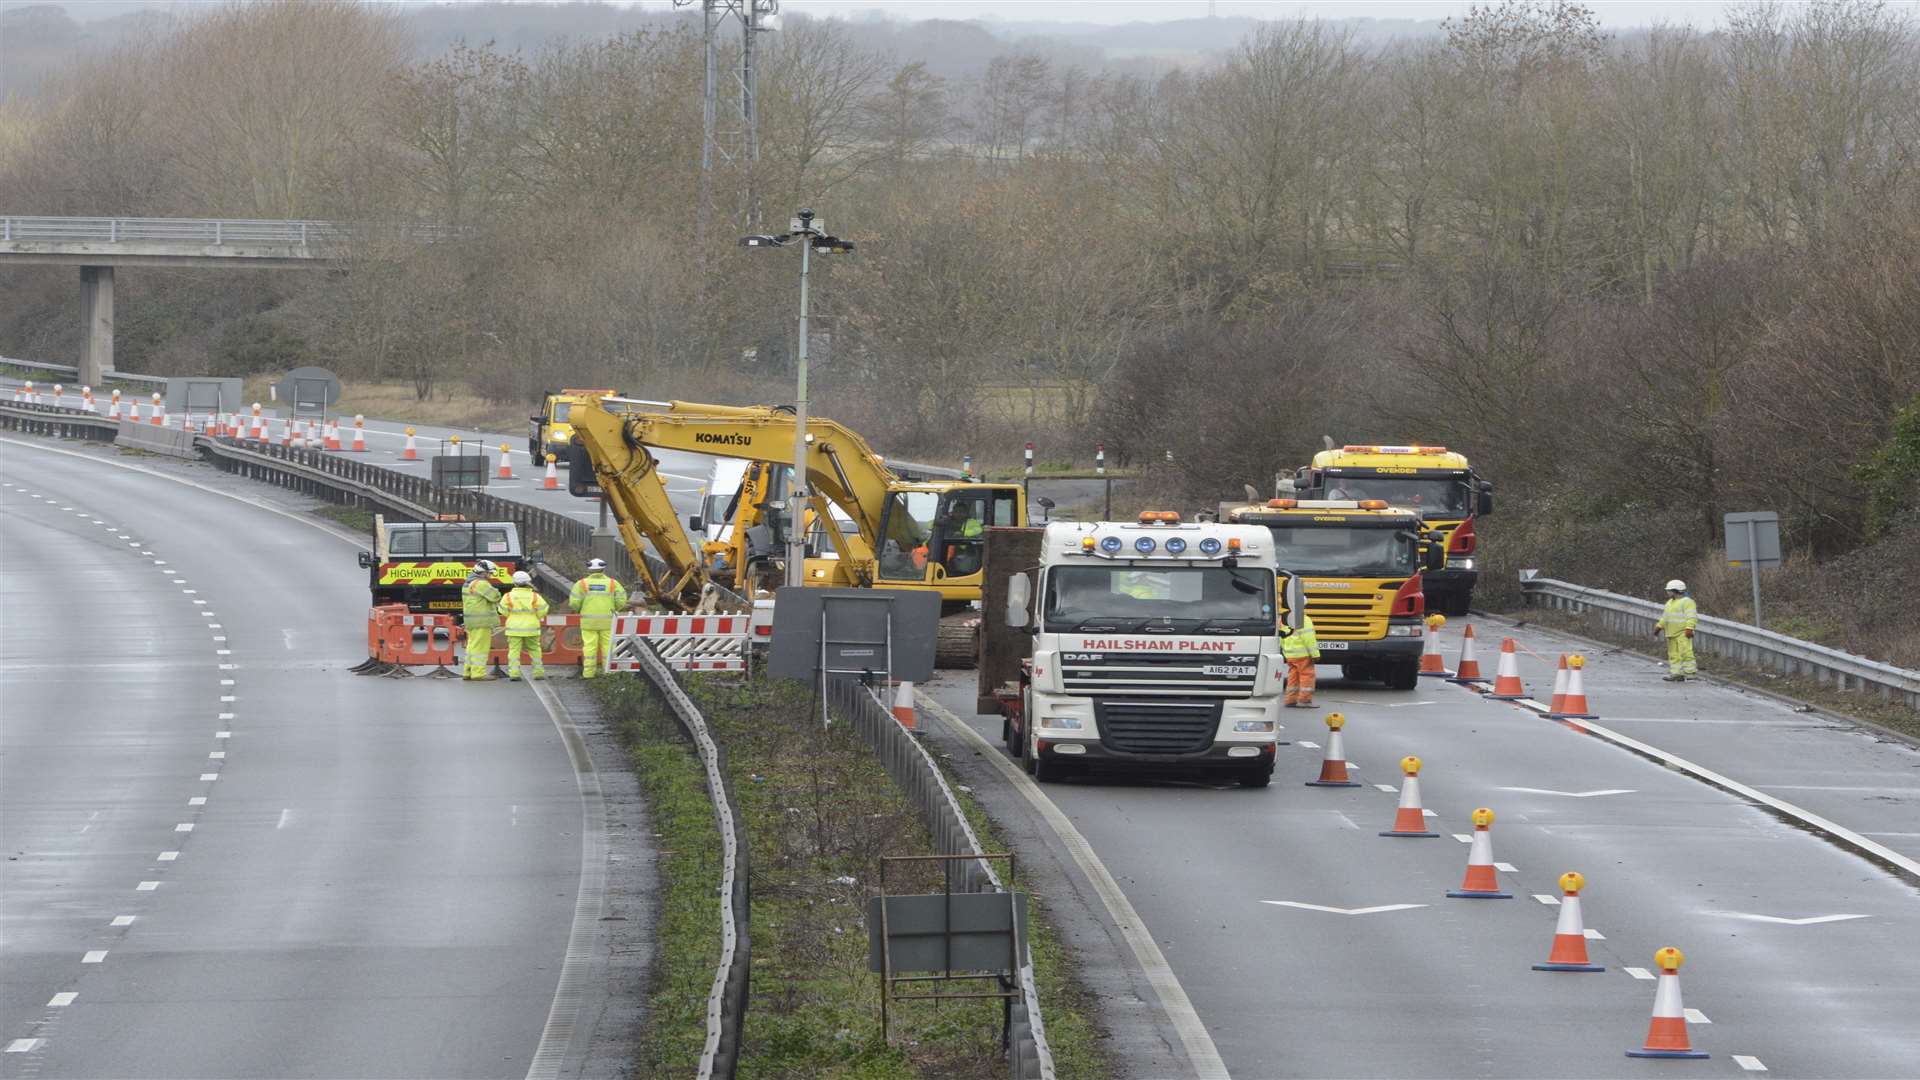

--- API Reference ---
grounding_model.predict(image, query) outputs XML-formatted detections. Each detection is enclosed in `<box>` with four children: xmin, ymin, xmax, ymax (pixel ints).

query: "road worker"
<box><xmin>461</xmin><ymin>560</ymin><xmax>503</xmax><ymax>681</ymax></box>
<box><xmin>1279</xmin><ymin>612</ymin><xmax>1321</xmax><ymax>707</ymax></box>
<box><xmin>498</xmin><ymin>570</ymin><xmax>550</xmax><ymax>680</ymax></box>
<box><xmin>569</xmin><ymin>558</ymin><xmax>628</xmax><ymax>679</ymax></box>
<box><xmin>1652</xmin><ymin>579</ymin><xmax>1698</xmax><ymax>681</ymax></box>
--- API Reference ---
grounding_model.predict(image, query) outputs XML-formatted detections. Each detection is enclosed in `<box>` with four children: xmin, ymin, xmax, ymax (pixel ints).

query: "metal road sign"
<box><xmin>1724</xmin><ymin>511</ymin><xmax>1781</xmax><ymax>567</ymax></box>
<box><xmin>274</xmin><ymin>366</ymin><xmax>342</xmax><ymax>418</ymax></box>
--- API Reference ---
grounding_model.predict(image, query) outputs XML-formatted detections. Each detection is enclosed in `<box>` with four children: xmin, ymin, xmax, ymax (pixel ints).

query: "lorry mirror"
<box><xmin>357</xmin><ymin>551</ymin><xmax>374</xmax><ymax>569</ymax></box>
<box><xmin>1005</xmin><ymin>573</ymin><xmax>1032</xmax><ymax>629</ymax></box>
<box><xmin>530</xmin><ymin>415</ymin><xmax>543</xmax><ymax>423</ymax></box>
<box><xmin>1283</xmin><ymin>575</ymin><xmax>1305</xmax><ymax>629</ymax></box>
<box><xmin>688</xmin><ymin>515</ymin><xmax>704</xmax><ymax>532</ymax></box>
<box><xmin>1478</xmin><ymin>491</ymin><xmax>1495</xmax><ymax>516</ymax></box>
<box><xmin>1424</xmin><ymin>544</ymin><xmax>1445</xmax><ymax>571</ymax></box>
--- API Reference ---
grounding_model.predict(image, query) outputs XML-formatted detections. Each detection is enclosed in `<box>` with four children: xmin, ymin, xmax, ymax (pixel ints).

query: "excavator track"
<box><xmin>937</xmin><ymin>612</ymin><xmax>979</xmax><ymax>669</ymax></box>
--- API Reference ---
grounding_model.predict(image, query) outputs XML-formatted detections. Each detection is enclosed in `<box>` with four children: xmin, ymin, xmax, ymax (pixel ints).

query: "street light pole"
<box><xmin>787</xmin><ymin>228</ymin><xmax>813</xmax><ymax>588</ymax></box>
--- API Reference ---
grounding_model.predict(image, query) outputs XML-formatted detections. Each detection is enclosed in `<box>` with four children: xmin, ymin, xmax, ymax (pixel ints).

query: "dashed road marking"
<box><xmin>215</xmin><ymin>731</ymin><xmax>231</xmax><ymax>738</ymax></box>
<box><xmin>276</xmin><ymin>808</ymin><xmax>293</xmax><ymax>829</ymax></box>
<box><xmin>7</xmin><ymin>1038</ymin><xmax>45</xmax><ymax>1053</ymax></box>
<box><xmin>220</xmin><ymin>695</ymin><xmax>235</xmax><ymax>701</ymax></box>
<box><xmin>1625</xmin><ymin>966</ymin><xmax>1655</xmax><ymax>980</ymax></box>
<box><xmin>220</xmin><ymin>679</ymin><xmax>234</xmax><ymax>686</ymax></box>
<box><xmin>1685</xmin><ymin>1008</ymin><xmax>1711</xmax><ymax>1024</ymax></box>
<box><xmin>1733</xmin><ymin>1055</ymin><xmax>1767</xmax><ymax>1071</ymax></box>
<box><xmin>1452</xmin><ymin>833</ymin><xmax>1472</xmax><ymax>843</ymax></box>
<box><xmin>188</xmin><ymin>796</ymin><xmax>207</xmax><ymax>806</ymax></box>
<box><xmin>217</xmin><ymin>713</ymin><xmax>233</xmax><ymax>720</ymax></box>
<box><xmin>1375</xmin><ymin>784</ymin><xmax>1397</xmax><ymax>793</ymax></box>
<box><xmin>49</xmin><ymin>991</ymin><xmax>78</xmax><ymax>1006</ymax></box>
<box><xmin>1494</xmin><ymin>861</ymin><xmax>1518</xmax><ymax>872</ymax></box>
<box><xmin>1584</xmin><ymin>928</ymin><xmax>1605</xmax><ymax>939</ymax></box>
<box><xmin>81</xmin><ymin>950</ymin><xmax>107</xmax><ymax>963</ymax></box>
<box><xmin>158</xmin><ymin>851</ymin><xmax>179</xmax><ymax>861</ymax></box>
<box><xmin>216</xmin><ymin>649</ymin><xmax>230</xmax><ymax>655</ymax></box>
<box><xmin>136</xmin><ymin>881</ymin><xmax>159</xmax><ymax>891</ymax></box>
<box><xmin>1534</xmin><ymin>894</ymin><xmax>1561</xmax><ymax>905</ymax></box>
<box><xmin>200</xmin><ymin>773</ymin><xmax>219</xmax><ymax>781</ymax></box>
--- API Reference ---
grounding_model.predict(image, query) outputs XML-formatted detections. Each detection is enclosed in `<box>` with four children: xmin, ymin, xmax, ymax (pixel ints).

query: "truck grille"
<box><xmin>1094</xmin><ymin>699</ymin><xmax>1223</xmax><ymax>755</ymax></box>
<box><xmin>1305</xmin><ymin>583</ymin><xmax>1401</xmax><ymax>638</ymax></box>
<box><xmin>1059</xmin><ymin>652</ymin><xmax>1256</xmax><ymax>699</ymax></box>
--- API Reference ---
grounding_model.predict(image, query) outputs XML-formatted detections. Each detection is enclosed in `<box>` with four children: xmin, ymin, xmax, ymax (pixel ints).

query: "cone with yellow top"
<box><xmin>1550</xmin><ymin>654</ymin><xmax>1598</xmax><ymax>720</ymax></box>
<box><xmin>1626</xmin><ymin>948</ymin><xmax>1709</xmax><ymax>1059</ymax></box>
<box><xmin>543</xmin><ymin>452</ymin><xmax>561</xmax><ymax>490</ymax></box>
<box><xmin>1533</xmin><ymin>872</ymin><xmax>1605</xmax><ymax>971</ymax></box>
<box><xmin>1419</xmin><ymin>613</ymin><xmax>1451</xmax><ymax>676</ymax></box>
<box><xmin>401</xmin><ymin>426</ymin><xmax>419</xmax><ymax>460</ymax></box>
<box><xmin>1305</xmin><ymin>712</ymin><xmax>1361</xmax><ymax>787</ymax></box>
<box><xmin>1446</xmin><ymin>807</ymin><xmax>1513</xmax><ymax>898</ymax></box>
<box><xmin>1379</xmin><ymin>756</ymin><xmax>1439</xmax><ymax>837</ymax></box>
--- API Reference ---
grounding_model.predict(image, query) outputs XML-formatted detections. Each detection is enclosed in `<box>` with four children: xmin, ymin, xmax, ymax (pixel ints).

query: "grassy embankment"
<box><xmin>590</xmin><ymin>672</ymin><xmax>1108</xmax><ymax>1080</ymax></box>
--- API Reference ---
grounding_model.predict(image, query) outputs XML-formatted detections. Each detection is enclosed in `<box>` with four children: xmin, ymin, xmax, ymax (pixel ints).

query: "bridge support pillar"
<box><xmin>79</xmin><ymin>264</ymin><xmax>114</xmax><ymax>385</ymax></box>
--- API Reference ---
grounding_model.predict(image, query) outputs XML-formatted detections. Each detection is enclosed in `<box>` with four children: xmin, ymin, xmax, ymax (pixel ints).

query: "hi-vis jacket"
<box><xmin>1658</xmin><ymin>596</ymin><xmax>1699</xmax><ymax>638</ymax></box>
<box><xmin>463</xmin><ymin>577</ymin><xmax>503</xmax><ymax>629</ymax></box>
<box><xmin>1280</xmin><ymin>614</ymin><xmax>1320</xmax><ymax>659</ymax></box>
<box><xmin>568</xmin><ymin>573</ymin><xmax>629</xmax><ymax>630</ymax></box>
<box><xmin>498</xmin><ymin>586</ymin><xmax>550</xmax><ymax>636</ymax></box>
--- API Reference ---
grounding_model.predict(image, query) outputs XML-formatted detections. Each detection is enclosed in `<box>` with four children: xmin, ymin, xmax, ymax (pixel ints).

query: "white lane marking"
<box><xmin>1685</xmin><ymin>1008</ymin><xmax>1711</xmax><ymax>1024</ymax></box>
<box><xmin>213</xmin><ymin>636</ymin><xmax>227</xmax><ymax>643</ymax></box>
<box><xmin>140</xmin><ymin>550</ymin><xmax>153</xmax><ymax>556</ymax></box>
<box><xmin>1625</xmin><ymin>966</ymin><xmax>1655</xmax><ymax>980</ymax></box>
<box><xmin>1421</xmin><ymin>809</ymin><xmax>1437</xmax><ymax>817</ymax></box>
<box><xmin>1733</xmin><ymin>1054</ymin><xmax>1768</xmax><ymax>1071</ymax></box>
<box><xmin>1298</xmin><ymin>740</ymin><xmax>1320</xmax><ymax>749</ymax></box>
<box><xmin>49</xmin><ymin>991</ymin><xmax>78</xmax><ymax>1006</ymax></box>
<box><xmin>220</xmin><ymin>679</ymin><xmax>234</xmax><ymax>686</ymax></box>
<box><xmin>918</xmin><ymin>694</ymin><xmax>1230</xmax><ymax>1079</ymax></box>
<box><xmin>220</xmin><ymin>695</ymin><xmax>235</xmax><ymax>701</ymax></box>
<box><xmin>1499</xmin><ymin>786</ymin><xmax>1636</xmax><ymax>798</ymax></box>
<box><xmin>7</xmin><ymin>1039</ymin><xmax>44</xmax><ymax>1053</ymax></box>
<box><xmin>1702</xmin><ymin>911</ymin><xmax>1871</xmax><ymax>926</ymax></box>
<box><xmin>216</xmin><ymin>649</ymin><xmax>230</xmax><ymax>655</ymax></box>
<box><xmin>219</xmin><ymin>664</ymin><xmax>236</xmax><ymax>670</ymax></box>
<box><xmin>217</xmin><ymin>713</ymin><xmax>233</xmax><ymax>720</ymax></box>
<box><xmin>158</xmin><ymin>852</ymin><xmax>179</xmax><ymax>861</ymax></box>
<box><xmin>1534</xmin><ymin>894</ymin><xmax>1561</xmax><ymax>905</ymax></box>
<box><xmin>1584</xmin><ymin>928</ymin><xmax>1605</xmax><ymax>939</ymax></box>
<box><xmin>110</xmin><ymin>915</ymin><xmax>134</xmax><ymax>927</ymax></box>
<box><xmin>276</xmin><ymin>808</ymin><xmax>292</xmax><ymax>829</ymax></box>
<box><xmin>1375</xmin><ymin>784</ymin><xmax>1397</xmax><ymax>793</ymax></box>
<box><xmin>152</xmin><ymin>559</ymin><xmax>166</xmax><ymax>565</ymax></box>
<box><xmin>1262</xmin><ymin>901</ymin><xmax>1427</xmax><ymax>916</ymax></box>
<box><xmin>216</xmin><ymin>731</ymin><xmax>231</xmax><ymax>738</ymax></box>
<box><xmin>173</xmin><ymin>823</ymin><xmax>193</xmax><ymax>832</ymax></box>
<box><xmin>1452</xmin><ymin>833</ymin><xmax>1472</xmax><ymax>843</ymax></box>
<box><xmin>82</xmin><ymin>950</ymin><xmax>107</xmax><ymax>963</ymax></box>
<box><xmin>188</xmin><ymin>797</ymin><xmax>207</xmax><ymax>806</ymax></box>
<box><xmin>200</xmin><ymin>773</ymin><xmax>218</xmax><ymax>781</ymax></box>
<box><xmin>172</xmin><ymin>578</ymin><xmax>187</xmax><ymax>584</ymax></box>
<box><xmin>208</xmin><ymin>751</ymin><xmax>225</xmax><ymax>759</ymax></box>
<box><xmin>192</xmin><ymin>599</ymin><xmax>207</xmax><ymax>605</ymax></box>
<box><xmin>136</xmin><ymin>881</ymin><xmax>159</xmax><ymax>891</ymax></box>
<box><xmin>1494</xmin><ymin>861</ymin><xmax>1518</xmax><ymax>872</ymax></box>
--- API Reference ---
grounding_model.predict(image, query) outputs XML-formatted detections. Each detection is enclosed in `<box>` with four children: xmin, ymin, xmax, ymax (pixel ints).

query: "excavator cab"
<box><xmin>875</xmin><ymin>484</ymin><xmax>1024</xmax><ymax>603</ymax></box>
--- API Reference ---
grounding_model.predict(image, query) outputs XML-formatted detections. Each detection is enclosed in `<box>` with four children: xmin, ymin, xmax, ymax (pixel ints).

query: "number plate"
<box><xmin>428</xmin><ymin>600</ymin><xmax>462</xmax><ymax>610</ymax></box>
<box><xmin>1203</xmin><ymin>664</ymin><xmax>1257</xmax><ymax>677</ymax></box>
<box><xmin>1318</xmin><ymin>640</ymin><xmax>1349</xmax><ymax>650</ymax></box>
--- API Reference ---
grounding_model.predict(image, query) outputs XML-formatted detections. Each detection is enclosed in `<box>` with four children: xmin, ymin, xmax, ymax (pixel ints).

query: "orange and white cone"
<box><xmin>279</xmin><ymin>416</ymin><xmax>293</xmax><ymax>446</ymax></box>
<box><xmin>1380</xmin><ymin>756</ymin><xmax>1439</xmax><ymax>837</ymax></box>
<box><xmin>1419</xmin><ymin>613</ymin><xmax>1451</xmax><ymax>676</ymax></box>
<box><xmin>10</xmin><ymin>383</ymin><xmax>21</xmax><ymax>403</ymax></box>
<box><xmin>1551</xmin><ymin>654</ymin><xmax>1597</xmax><ymax>720</ymax></box>
<box><xmin>1626</xmin><ymin>948</ymin><xmax>1708</xmax><ymax>1059</ymax></box>
<box><xmin>350</xmin><ymin>415</ymin><xmax>367</xmax><ymax>452</ymax></box>
<box><xmin>181</xmin><ymin>411</ymin><xmax>196</xmax><ymax>434</ymax></box>
<box><xmin>1533</xmin><ymin>871</ymin><xmax>1605</xmax><ymax>971</ymax></box>
<box><xmin>543</xmin><ymin>453</ymin><xmax>560</xmax><ymax>490</ymax></box>
<box><xmin>1305</xmin><ymin>712</ymin><xmax>1361</xmax><ymax>787</ymax></box>
<box><xmin>893</xmin><ymin>680</ymin><xmax>917</xmax><ymax>731</ymax></box>
<box><xmin>81</xmin><ymin>386</ymin><xmax>95</xmax><ymax>413</ymax></box>
<box><xmin>401</xmin><ymin>427</ymin><xmax>419</xmax><ymax>461</ymax></box>
<box><xmin>1449</xmin><ymin>623</ymin><xmax>1487</xmax><ymax>683</ymax></box>
<box><xmin>497</xmin><ymin>444</ymin><xmax>515</xmax><ymax>479</ymax></box>
<box><xmin>250</xmin><ymin>404</ymin><xmax>265</xmax><ymax>440</ymax></box>
<box><xmin>323</xmin><ymin>417</ymin><xmax>342</xmax><ymax>450</ymax></box>
<box><xmin>1549</xmin><ymin>654</ymin><xmax>1570</xmax><ymax>713</ymax></box>
<box><xmin>150</xmin><ymin>394</ymin><xmax>165</xmax><ymax>426</ymax></box>
<box><xmin>1486</xmin><ymin>638</ymin><xmax>1526</xmax><ymax>699</ymax></box>
<box><xmin>108</xmin><ymin>389</ymin><xmax>123</xmax><ymax>421</ymax></box>
<box><xmin>1447</xmin><ymin>807</ymin><xmax>1513</xmax><ymax>898</ymax></box>
<box><xmin>53</xmin><ymin>384</ymin><xmax>65</xmax><ymax>409</ymax></box>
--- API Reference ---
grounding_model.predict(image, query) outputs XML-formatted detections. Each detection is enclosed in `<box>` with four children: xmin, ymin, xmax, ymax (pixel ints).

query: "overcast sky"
<box><xmin>774</xmin><ymin>0</ymin><xmax>1747</xmax><ymax>27</ymax></box>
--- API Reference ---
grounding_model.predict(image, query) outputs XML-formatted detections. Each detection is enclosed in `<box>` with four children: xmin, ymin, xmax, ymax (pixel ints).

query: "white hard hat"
<box><xmin>587</xmin><ymin>558</ymin><xmax>607</xmax><ymax>571</ymax></box>
<box><xmin>473</xmin><ymin>559</ymin><xmax>495</xmax><ymax>574</ymax></box>
<box><xmin>512</xmin><ymin>570</ymin><xmax>532</xmax><ymax>586</ymax></box>
<box><xmin>1665</xmin><ymin>579</ymin><xmax>1687</xmax><ymax>592</ymax></box>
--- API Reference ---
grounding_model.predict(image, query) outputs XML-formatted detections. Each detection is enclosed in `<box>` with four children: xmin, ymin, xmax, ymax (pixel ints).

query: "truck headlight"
<box><xmin>1039</xmin><ymin>716</ymin><xmax>1083</xmax><ymax>731</ymax></box>
<box><xmin>552</xmin><ymin>432</ymin><xmax>571</xmax><ymax>442</ymax></box>
<box><xmin>1447</xmin><ymin>557</ymin><xmax>1475</xmax><ymax>569</ymax></box>
<box><xmin>1233</xmin><ymin>720</ymin><xmax>1274</xmax><ymax>733</ymax></box>
<box><xmin>1386</xmin><ymin>624</ymin><xmax>1421</xmax><ymax>637</ymax></box>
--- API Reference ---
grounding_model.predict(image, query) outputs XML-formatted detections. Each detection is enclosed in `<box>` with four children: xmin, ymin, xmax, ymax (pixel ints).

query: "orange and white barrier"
<box><xmin>893</xmin><ymin>680</ymin><xmax>917</xmax><ymax>730</ymax></box>
<box><xmin>497</xmin><ymin>444</ymin><xmax>514</xmax><ymax>479</ymax></box>
<box><xmin>1419</xmin><ymin>613</ymin><xmax>1450</xmax><ymax>676</ymax></box>
<box><xmin>369</xmin><ymin>607</ymin><xmax>459</xmax><ymax>668</ymax></box>
<box><xmin>1626</xmin><ymin>948</ymin><xmax>1709</xmax><ymax>1059</ymax></box>
<box><xmin>350</xmin><ymin>415</ymin><xmax>367</xmax><ymax>452</ymax></box>
<box><xmin>1549</xmin><ymin>654</ymin><xmax>1570</xmax><ymax>713</ymax></box>
<box><xmin>1305</xmin><ymin>711</ymin><xmax>1360</xmax><ymax>787</ymax></box>
<box><xmin>1533</xmin><ymin>871</ymin><xmax>1605</xmax><ymax>972</ymax></box>
<box><xmin>1449</xmin><ymin>623</ymin><xmax>1486</xmax><ymax>683</ymax></box>
<box><xmin>1446</xmin><ymin>807</ymin><xmax>1512</xmax><ymax>898</ymax></box>
<box><xmin>607</xmin><ymin>612</ymin><xmax>751</xmax><ymax>673</ymax></box>
<box><xmin>401</xmin><ymin>427</ymin><xmax>419</xmax><ymax>460</ymax></box>
<box><xmin>1380</xmin><ymin>756</ymin><xmax>1439</xmax><ymax>837</ymax></box>
<box><xmin>543</xmin><ymin>453</ymin><xmax>560</xmax><ymax>490</ymax></box>
<box><xmin>1551</xmin><ymin>654</ymin><xmax>1597</xmax><ymax>719</ymax></box>
<box><xmin>1485</xmin><ymin>637</ymin><xmax>1526</xmax><ymax>699</ymax></box>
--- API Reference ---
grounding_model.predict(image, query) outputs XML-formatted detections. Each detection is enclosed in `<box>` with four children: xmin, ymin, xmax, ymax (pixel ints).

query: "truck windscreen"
<box><xmin>1264</xmin><ymin>526</ymin><xmax>1418</xmax><ymax>576</ymax></box>
<box><xmin>387</xmin><ymin>526</ymin><xmax>515</xmax><ymax>557</ymax></box>
<box><xmin>1043</xmin><ymin>565</ymin><xmax>1275</xmax><ymax>632</ymax></box>
<box><xmin>1322</xmin><ymin>476</ymin><xmax>1468</xmax><ymax>516</ymax></box>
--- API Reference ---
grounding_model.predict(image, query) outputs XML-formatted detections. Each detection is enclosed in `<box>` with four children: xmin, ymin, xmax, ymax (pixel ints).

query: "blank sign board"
<box><xmin>1725</xmin><ymin>511</ymin><xmax>1781</xmax><ymax>567</ymax></box>
<box><xmin>767</xmin><ymin>587</ymin><xmax>941</xmax><ymax>683</ymax></box>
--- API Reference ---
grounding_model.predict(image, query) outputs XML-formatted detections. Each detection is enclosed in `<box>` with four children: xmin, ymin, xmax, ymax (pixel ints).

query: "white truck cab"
<box><xmin>1002</xmin><ymin>513</ymin><xmax>1296</xmax><ymax>787</ymax></box>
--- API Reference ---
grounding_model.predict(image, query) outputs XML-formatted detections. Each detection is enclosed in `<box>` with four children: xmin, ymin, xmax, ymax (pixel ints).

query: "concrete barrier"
<box><xmin>114</xmin><ymin>422</ymin><xmax>198</xmax><ymax>459</ymax></box>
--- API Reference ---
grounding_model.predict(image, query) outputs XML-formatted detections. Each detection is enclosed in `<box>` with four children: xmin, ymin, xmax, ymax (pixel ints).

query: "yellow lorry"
<box><xmin>1225</xmin><ymin>498</ymin><xmax>1444</xmax><ymax>690</ymax></box>
<box><xmin>529</xmin><ymin>388</ymin><xmax>619</xmax><ymax>467</ymax></box>
<box><xmin>1293</xmin><ymin>445</ymin><xmax>1493</xmax><ymax>615</ymax></box>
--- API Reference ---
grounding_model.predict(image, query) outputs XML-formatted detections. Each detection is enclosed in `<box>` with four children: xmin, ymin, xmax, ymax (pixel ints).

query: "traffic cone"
<box><xmin>1533</xmin><ymin>872</ymin><xmax>1605</xmax><ymax>972</ymax></box>
<box><xmin>1552</xmin><ymin>655</ymin><xmax>1597</xmax><ymax>720</ymax></box>
<box><xmin>279</xmin><ymin>416</ymin><xmax>293</xmax><ymax>446</ymax></box>
<box><xmin>1446</xmin><ymin>807</ymin><xmax>1512</xmax><ymax>898</ymax></box>
<box><xmin>1548</xmin><ymin>654</ymin><xmax>1570</xmax><ymax>713</ymax></box>
<box><xmin>401</xmin><ymin>427</ymin><xmax>419</xmax><ymax>460</ymax></box>
<box><xmin>1419</xmin><ymin>613</ymin><xmax>1450</xmax><ymax>676</ymax></box>
<box><xmin>10</xmin><ymin>383</ymin><xmax>21</xmax><ymax>403</ymax></box>
<box><xmin>108</xmin><ymin>389</ymin><xmax>123</xmax><ymax>421</ymax></box>
<box><xmin>324</xmin><ymin>417</ymin><xmax>342</xmax><ymax>450</ymax></box>
<box><xmin>250</xmin><ymin>404</ymin><xmax>264</xmax><ymax>440</ymax></box>
<box><xmin>497</xmin><ymin>444</ymin><xmax>515</xmax><ymax>479</ymax></box>
<box><xmin>1380</xmin><ymin>756</ymin><xmax>1439</xmax><ymax>837</ymax></box>
<box><xmin>543</xmin><ymin>453</ymin><xmax>560</xmax><ymax>490</ymax></box>
<box><xmin>181</xmin><ymin>411</ymin><xmax>195</xmax><ymax>434</ymax></box>
<box><xmin>150</xmin><ymin>394</ymin><xmax>164</xmax><ymax>426</ymax></box>
<box><xmin>893</xmin><ymin>681</ymin><xmax>917</xmax><ymax>731</ymax></box>
<box><xmin>81</xmin><ymin>386</ymin><xmax>95</xmax><ymax>413</ymax></box>
<box><xmin>1485</xmin><ymin>638</ymin><xmax>1526</xmax><ymax>699</ymax></box>
<box><xmin>53</xmin><ymin>384</ymin><xmax>65</xmax><ymax>408</ymax></box>
<box><xmin>1449</xmin><ymin>623</ymin><xmax>1486</xmax><ymax>683</ymax></box>
<box><xmin>350</xmin><ymin>415</ymin><xmax>367</xmax><ymax>452</ymax></box>
<box><xmin>1305</xmin><ymin>712</ymin><xmax>1361</xmax><ymax>787</ymax></box>
<box><xmin>1626</xmin><ymin>948</ymin><xmax>1709</xmax><ymax>1059</ymax></box>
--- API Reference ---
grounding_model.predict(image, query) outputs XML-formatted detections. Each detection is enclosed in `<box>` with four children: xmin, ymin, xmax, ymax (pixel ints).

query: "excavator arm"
<box><xmin>566</xmin><ymin>402</ymin><xmax>711</xmax><ymax>609</ymax></box>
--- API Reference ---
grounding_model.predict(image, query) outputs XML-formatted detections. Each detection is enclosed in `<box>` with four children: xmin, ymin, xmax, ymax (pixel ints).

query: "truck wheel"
<box><xmin>1237</xmin><ymin>763</ymin><xmax>1274</xmax><ymax>788</ymax></box>
<box><xmin>1033</xmin><ymin>751</ymin><xmax>1069</xmax><ymax>784</ymax></box>
<box><xmin>1451</xmin><ymin>592</ymin><xmax>1474</xmax><ymax>616</ymax></box>
<box><xmin>528</xmin><ymin>439</ymin><xmax>540</xmax><ymax>461</ymax></box>
<box><xmin>1387</xmin><ymin>661</ymin><xmax>1420</xmax><ymax>691</ymax></box>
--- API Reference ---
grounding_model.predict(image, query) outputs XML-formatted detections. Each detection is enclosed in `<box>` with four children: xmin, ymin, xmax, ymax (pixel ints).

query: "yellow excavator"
<box><xmin>563</xmin><ymin>397</ymin><xmax>1025</xmax><ymax>658</ymax></box>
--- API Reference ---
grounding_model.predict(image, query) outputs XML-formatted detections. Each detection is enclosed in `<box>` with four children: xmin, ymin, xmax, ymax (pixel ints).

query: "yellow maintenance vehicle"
<box><xmin>1293</xmin><ymin>444</ymin><xmax>1493</xmax><ymax>615</ymax></box>
<box><xmin>1225</xmin><ymin>498</ymin><xmax>1444</xmax><ymax>690</ymax></box>
<box><xmin>529</xmin><ymin>388</ymin><xmax>619</xmax><ymax>466</ymax></box>
<box><xmin>561</xmin><ymin>397</ymin><xmax>1026</xmax><ymax>660</ymax></box>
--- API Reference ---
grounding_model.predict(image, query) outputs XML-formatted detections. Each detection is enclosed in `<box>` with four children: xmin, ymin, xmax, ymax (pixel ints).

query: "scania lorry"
<box><xmin>1294</xmin><ymin>444</ymin><xmax>1492</xmax><ymax>615</ymax></box>
<box><xmin>993</xmin><ymin>513</ymin><xmax>1296</xmax><ymax>787</ymax></box>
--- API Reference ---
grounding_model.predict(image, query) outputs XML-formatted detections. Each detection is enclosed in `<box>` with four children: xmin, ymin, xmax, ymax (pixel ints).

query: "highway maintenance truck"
<box><xmin>356</xmin><ymin>514</ymin><xmax>522</xmax><ymax>617</ymax></box>
<box><xmin>529</xmin><ymin>388</ymin><xmax>618</xmax><ymax>466</ymax></box>
<box><xmin>1293</xmin><ymin>444</ymin><xmax>1493</xmax><ymax>615</ymax></box>
<box><xmin>1225</xmin><ymin>498</ymin><xmax>1444</xmax><ymax>690</ymax></box>
<box><xmin>982</xmin><ymin>512</ymin><xmax>1300</xmax><ymax>787</ymax></box>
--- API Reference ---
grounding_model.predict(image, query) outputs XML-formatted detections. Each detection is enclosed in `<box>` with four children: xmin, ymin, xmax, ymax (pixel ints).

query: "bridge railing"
<box><xmin>1</xmin><ymin>215</ymin><xmax>459</xmax><ymax>247</ymax></box>
<box><xmin>1519</xmin><ymin>575</ymin><xmax>1919</xmax><ymax>711</ymax></box>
